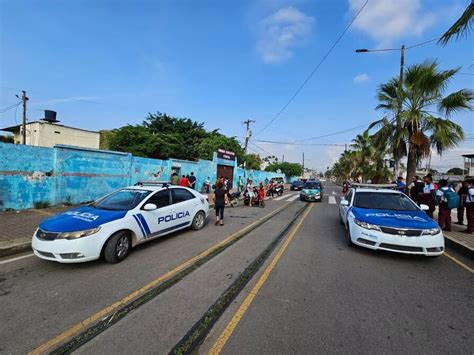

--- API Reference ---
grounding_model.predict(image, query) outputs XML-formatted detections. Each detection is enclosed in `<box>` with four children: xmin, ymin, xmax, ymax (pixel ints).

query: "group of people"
<box><xmin>406</xmin><ymin>175</ymin><xmax>474</xmax><ymax>234</ymax></box>
<box><xmin>170</xmin><ymin>172</ymin><xmax>197</xmax><ymax>190</ymax></box>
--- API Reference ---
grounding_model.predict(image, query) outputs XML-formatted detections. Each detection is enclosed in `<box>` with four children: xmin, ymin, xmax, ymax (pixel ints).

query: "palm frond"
<box><xmin>438</xmin><ymin>1</ymin><xmax>474</xmax><ymax>45</ymax></box>
<box><xmin>438</xmin><ymin>89</ymin><xmax>474</xmax><ymax>117</ymax></box>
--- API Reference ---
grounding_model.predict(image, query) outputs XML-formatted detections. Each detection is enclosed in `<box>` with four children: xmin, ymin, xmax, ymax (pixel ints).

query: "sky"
<box><xmin>1</xmin><ymin>0</ymin><xmax>473</xmax><ymax>172</ymax></box>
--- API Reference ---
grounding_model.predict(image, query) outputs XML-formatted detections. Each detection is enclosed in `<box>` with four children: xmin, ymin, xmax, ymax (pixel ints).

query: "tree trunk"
<box><xmin>393</xmin><ymin>157</ymin><xmax>399</xmax><ymax>180</ymax></box>
<box><xmin>406</xmin><ymin>144</ymin><xmax>418</xmax><ymax>183</ymax></box>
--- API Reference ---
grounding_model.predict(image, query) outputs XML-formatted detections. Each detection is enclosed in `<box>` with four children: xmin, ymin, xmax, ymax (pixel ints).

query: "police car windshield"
<box><xmin>304</xmin><ymin>182</ymin><xmax>320</xmax><ymax>189</ymax></box>
<box><xmin>92</xmin><ymin>189</ymin><xmax>151</xmax><ymax>211</ymax></box>
<box><xmin>353</xmin><ymin>192</ymin><xmax>418</xmax><ymax>211</ymax></box>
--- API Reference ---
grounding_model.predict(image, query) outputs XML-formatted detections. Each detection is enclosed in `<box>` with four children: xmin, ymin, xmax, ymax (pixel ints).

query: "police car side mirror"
<box><xmin>340</xmin><ymin>200</ymin><xmax>349</xmax><ymax>206</ymax></box>
<box><xmin>419</xmin><ymin>204</ymin><xmax>429</xmax><ymax>211</ymax></box>
<box><xmin>143</xmin><ymin>203</ymin><xmax>158</xmax><ymax>211</ymax></box>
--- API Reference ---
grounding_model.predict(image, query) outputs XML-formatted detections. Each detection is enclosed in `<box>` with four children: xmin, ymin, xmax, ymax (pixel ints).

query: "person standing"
<box><xmin>171</xmin><ymin>172</ymin><xmax>179</xmax><ymax>185</ymax></box>
<box><xmin>268</xmin><ymin>179</ymin><xmax>274</xmax><ymax>199</ymax></box>
<box><xmin>264</xmin><ymin>177</ymin><xmax>269</xmax><ymax>187</ymax></box>
<box><xmin>238</xmin><ymin>176</ymin><xmax>244</xmax><ymax>193</ymax></box>
<box><xmin>409</xmin><ymin>176</ymin><xmax>424</xmax><ymax>205</ymax></box>
<box><xmin>213</xmin><ymin>182</ymin><xmax>228</xmax><ymax>226</ymax></box>
<box><xmin>246</xmin><ymin>179</ymin><xmax>254</xmax><ymax>207</ymax></box>
<box><xmin>464</xmin><ymin>179</ymin><xmax>474</xmax><ymax>234</ymax></box>
<box><xmin>179</xmin><ymin>175</ymin><xmax>189</xmax><ymax>187</ymax></box>
<box><xmin>396</xmin><ymin>176</ymin><xmax>406</xmax><ymax>193</ymax></box>
<box><xmin>456</xmin><ymin>181</ymin><xmax>468</xmax><ymax>225</ymax></box>
<box><xmin>436</xmin><ymin>179</ymin><xmax>453</xmax><ymax>231</ymax></box>
<box><xmin>188</xmin><ymin>172</ymin><xmax>196</xmax><ymax>190</ymax></box>
<box><xmin>419</xmin><ymin>175</ymin><xmax>436</xmax><ymax>218</ymax></box>
<box><xmin>205</xmin><ymin>177</ymin><xmax>211</xmax><ymax>194</ymax></box>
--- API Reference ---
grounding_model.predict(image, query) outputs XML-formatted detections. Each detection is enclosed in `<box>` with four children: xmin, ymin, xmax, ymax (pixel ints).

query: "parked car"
<box><xmin>290</xmin><ymin>180</ymin><xmax>305</xmax><ymax>191</ymax></box>
<box><xmin>339</xmin><ymin>185</ymin><xmax>444</xmax><ymax>256</ymax></box>
<box><xmin>32</xmin><ymin>182</ymin><xmax>209</xmax><ymax>263</ymax></box>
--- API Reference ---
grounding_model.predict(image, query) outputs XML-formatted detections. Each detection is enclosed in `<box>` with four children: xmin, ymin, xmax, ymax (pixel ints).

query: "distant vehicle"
<box><xmin>339</xmin><ymin>185</ymin><xmax>444</xmax><ymax>256</ymax></box>
<box><xmin>272</xmin><ymin>177</ymin><xmax>285</xmax><ymax>185</ymax></box>
<box><xmin>300</xmin><ymin>181</ymin><xmax>323</xmax><ymax>202</ymax></box>
<box><xmin>32</xmin><ymin>182</ymin><xmax>209</xmax><ymax>263</ymax></box>
<box><xmin>290</xmin><ymin>180</ymin><xmax>305</xmax><ymax>191</ymax></box>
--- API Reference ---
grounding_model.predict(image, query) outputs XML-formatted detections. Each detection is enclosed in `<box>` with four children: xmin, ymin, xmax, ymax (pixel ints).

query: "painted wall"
<box><xmin>0</xmin><ymin>143</ymin><xmax>285</xmax><ymax>211</ymax></box>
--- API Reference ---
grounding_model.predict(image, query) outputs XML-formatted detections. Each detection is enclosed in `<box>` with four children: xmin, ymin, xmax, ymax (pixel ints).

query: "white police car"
<box><xmin>339</xmin><ymin>184</ymin><xmax>444</xmax><ymax>256</ymax></box>
<box><xmin>32</xmin><ymin>182</ymin><xmax>209</xmax><ymax>263</ymax></box>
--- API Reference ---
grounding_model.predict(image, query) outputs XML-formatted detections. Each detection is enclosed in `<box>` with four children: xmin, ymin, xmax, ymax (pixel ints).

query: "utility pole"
<box><xmin>21</xmin><ymin>90</ymin><xmax>29</xmax><ymax>145</ymax></box>
<box><xmin>242</xmin><ymin>119</ymin><xmax>255</xmax><ymax>154</ymax></box>
<box><xmin>282</xmin><ymin>154</ymin><xmax>284</xmax><ymax>162</ymax></box>
<box><xmin>393</xmin><ymin>45</ymin><xmax>405</xmax><ymax>179</ymax></box>
<box><xmin>302</xmin><ymin>152</ymin><xmax>305</xmax><ymax>171</ymax></box>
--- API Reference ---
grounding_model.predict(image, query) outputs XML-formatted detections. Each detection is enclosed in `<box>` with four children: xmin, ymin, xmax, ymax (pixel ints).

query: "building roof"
<box><xmin>1</xmin><ymin>121</ymin><xmax>98</xmax><ymax>134</ymax></box>
<box><xmin>462</xmin><ymin>154</ymin><xmax>474</xmax><ymax>158</ymax></box>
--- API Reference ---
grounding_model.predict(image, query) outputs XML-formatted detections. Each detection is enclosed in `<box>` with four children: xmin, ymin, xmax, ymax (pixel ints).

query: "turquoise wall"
<box><xmin>0</xmin><ymin>143</ymin><xmax>285</xmax><ymax>211</ymax></box>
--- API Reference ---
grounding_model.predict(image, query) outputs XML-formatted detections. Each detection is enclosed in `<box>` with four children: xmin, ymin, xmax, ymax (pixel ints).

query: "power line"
<box><xmin>297</xmin><ymin>122</ymin><xmax>373</xmax><ymax>142</ymax></box>
<box><xmin>0</xmin><ymin>102</ymin><xmax>21</xmax><ymax>114</ymax></box>
<box><xmin>254</xmin><ymin>139</ymin><xmax>347</xmax><ymax>147</ymax></box>
<box><xmin>253</xmin><ymin>0</ymin><xmax>370</xmax><ymax>137</ymax></box>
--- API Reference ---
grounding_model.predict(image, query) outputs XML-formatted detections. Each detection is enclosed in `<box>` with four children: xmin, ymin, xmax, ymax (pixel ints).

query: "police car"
<box><xmin>339</xmin><ymin>184</ymin><xmax>444</xmax><ymax>256</ymax></box>
<box><xmin>32</xmin><ymin>182</ymin><xmax>209</xmax><ymax>263</ymax></box>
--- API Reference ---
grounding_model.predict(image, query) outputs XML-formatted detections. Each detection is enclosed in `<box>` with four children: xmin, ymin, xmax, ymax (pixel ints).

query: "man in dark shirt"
<box><xmin>456</xmin><ymin>181</ymin><xmax>469</xmax><ymax>225</ymax></box>
<box><xmin>188</xmin><ymin>172</ymin><xmax>197</xmax><ymax>190</ymax></box>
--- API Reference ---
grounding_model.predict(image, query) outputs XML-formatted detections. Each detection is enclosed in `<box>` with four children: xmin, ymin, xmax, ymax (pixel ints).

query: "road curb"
<box><xmin>444</xmin><ymin>235</ymin><xmax>474</xmax><ymax>259</ymax></box>
<box><xmin>0</xmin><ymin>240</ymin><xmax>32</xmax><ymax>258</ymax></box>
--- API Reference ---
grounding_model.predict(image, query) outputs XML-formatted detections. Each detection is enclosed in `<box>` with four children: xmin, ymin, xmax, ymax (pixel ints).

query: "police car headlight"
<box><xmin>421</xmin><ymin>227</ymin><xmax>441</xmax><ymax>236</ymax></box>
<box><xmin>354</xmin><ymin>218</ymin><xmax>381</xmax><ymax>231</ymax></box>
<box><xmin>57</xmin><ymin>227</ymin><xmax>101</xmax><ymax>240</ymax></box>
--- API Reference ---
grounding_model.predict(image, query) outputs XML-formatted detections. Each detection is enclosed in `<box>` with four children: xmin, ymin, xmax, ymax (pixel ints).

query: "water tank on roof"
<box><xmin>42</xmin><ymin>110</ymin><xmax>59</xmax><ymax>123</ymax></box>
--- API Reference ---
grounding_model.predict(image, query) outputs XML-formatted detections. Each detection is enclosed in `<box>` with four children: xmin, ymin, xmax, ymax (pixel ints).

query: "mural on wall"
<box><xmin>0</xmin><ymin>143</ymin><xmax>285</xmax><ymax>211</ymax></box>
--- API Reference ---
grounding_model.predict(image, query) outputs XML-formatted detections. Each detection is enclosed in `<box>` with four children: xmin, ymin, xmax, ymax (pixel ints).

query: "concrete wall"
<box><xmin>14</xmin><ymin>122</ymin><xmax>100</xmax><ymax>149</ymax></box>
<box><xmin>0</xmin><ymin>142</ymin><xmax>285</xmax><ymax>211</ymax></box>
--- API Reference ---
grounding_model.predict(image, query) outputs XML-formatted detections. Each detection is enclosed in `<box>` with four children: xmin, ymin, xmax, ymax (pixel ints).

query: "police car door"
<box><xmin>138</xmin><ymin>189</ymin><xmax>174</xmax><ymax>239</ymax></box>
<box><xmin>340</xmin><ymin>189</ymin><xmax>353</xmax><ymax>224</ymax></box>
<box><xmin>170</xmin><ymin>188</ymin><xmax>195</xmax><ymax>228</ymax></box>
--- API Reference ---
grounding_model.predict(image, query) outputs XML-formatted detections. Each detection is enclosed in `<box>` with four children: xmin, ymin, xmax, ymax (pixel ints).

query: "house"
<box><xmin>1</xmin><ymin>110</ymin><xmax>100</xmax><ymax>149</ymax></box>
<box><xmin>462</xmin><ymin>154</ymin><xmax>474</xmax><ymax>176</ymax></box>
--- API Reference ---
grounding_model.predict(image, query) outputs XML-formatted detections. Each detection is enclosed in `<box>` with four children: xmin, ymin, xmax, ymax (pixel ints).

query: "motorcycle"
<box><xmin>243</xmin><ymin>188</ymin><xmax>264</xmax><ymax>207</ymax></box>
<box><xmin>266</xmin><ymin>184</ymin><xmax>284</xmax><ymax>197</ymax></box>
<box><xmin>227</xmin><ymin>191</ymin><xmax>241</xmax><ymax>207</ymax></box>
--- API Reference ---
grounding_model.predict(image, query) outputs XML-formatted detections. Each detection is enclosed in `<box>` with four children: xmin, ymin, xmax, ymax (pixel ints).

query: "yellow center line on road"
<box><xmin>443</xmin><ymin>252</ymin><xmax>473</xmax><ymax>273</ymax></box>
<box><xmin>208</xmin><ymin>204</ymin><xmax>314</xmax><ymax>355</ymax></box>
<box><xmin>29</xmin><ymin>201</ymin><xmax>293</xmax><ymax>355</ymax></box>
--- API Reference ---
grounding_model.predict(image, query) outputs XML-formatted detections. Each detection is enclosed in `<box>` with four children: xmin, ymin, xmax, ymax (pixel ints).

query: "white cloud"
<box><xmin>32</xmin><ymin>96</ymin><xmax>100</xmax><ymax>106</ymax></box>
<box><xmin>257</xmin><ymin>6</ymin><xmax>315</xmax><ymax>63</ymax></box>
<box><xmin>353</xmin><ymin>73</ymin><xmax>370</xmax><ymax>84</ymax></box>
<box><xmin>348</xmin><ymin>0</ymin><xmax>436</xmax><ymax>47</ymax></box>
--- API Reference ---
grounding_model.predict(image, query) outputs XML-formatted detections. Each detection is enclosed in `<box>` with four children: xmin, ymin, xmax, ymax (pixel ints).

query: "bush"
<box><xmin>34</xmin><ymin>201</ymin><xmax>50</xmax><ymax>209</ymax></box>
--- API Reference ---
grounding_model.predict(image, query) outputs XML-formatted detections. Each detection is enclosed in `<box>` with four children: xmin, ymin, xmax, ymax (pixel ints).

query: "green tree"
<box><xmin>372</xmin><ymin>61</ymin><xmax>472</xmax><ymax>181</ymax></box>
<box><xmin>438</xmin><ymin>1</ymin><xmax>474</xmax><ymax>45</ymax></box>
<box><xmin>108</xmin><ymin>125</ymin><xmax>155</xmax><ymax>157</ymax></box>
<box><xmin>196</xmin><ymin>132</ymin><xmax>244</xmax><ymax>161</ymax></box>
<box><xmin>265</xmin><ymin>162</ymin><xmax>303</xmax><ymax>177</ymax></box>
<box><xmin>243</xmin><ymin>153</ymin><xmax>262</xmax><ymax>170</ymax></box>
<box><xmin>99</xmin><ymin>129</ymin><xmax>117</xmax><ymax>150</ymax></box>
<box><xmin>447</xmin><ymin>167</ymin><xmax>464</xmax><ymax>175</ymax></box>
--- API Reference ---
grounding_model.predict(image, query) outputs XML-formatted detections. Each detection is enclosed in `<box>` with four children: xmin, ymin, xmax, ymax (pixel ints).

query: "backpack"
<box><xmin>443</xmin><ymin>188</ymin><xmax>460</xmax><ymax>209</ymax></box>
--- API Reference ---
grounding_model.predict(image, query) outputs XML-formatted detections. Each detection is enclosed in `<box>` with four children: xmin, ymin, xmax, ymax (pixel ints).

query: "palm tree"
<box><xmin>438</xmin><ymin>1</ymin><xmax>474</xmax><ymax>45</ymax></box>
<box><xmin>401</xmin><ymin>60</ymin><xmax>472</xmax><ymax>180</ymax></box>
<box><xmin>370</xmin><ymin>78</ymin><xmax>408</xmax><ymax>178</ymax></box>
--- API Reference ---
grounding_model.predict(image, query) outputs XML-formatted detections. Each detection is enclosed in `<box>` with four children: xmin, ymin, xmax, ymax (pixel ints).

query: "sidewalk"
<box><xmin>433</xmin><ymin>210</ymin><xmax>474</xmax><ymax>257</ymax></box>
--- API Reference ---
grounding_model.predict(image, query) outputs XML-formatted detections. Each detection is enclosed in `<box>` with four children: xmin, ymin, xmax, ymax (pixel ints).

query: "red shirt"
<box><xmin>179</xmin><ymin>178</ymin><xmax>189</xmax><ymax>187</ymax></box>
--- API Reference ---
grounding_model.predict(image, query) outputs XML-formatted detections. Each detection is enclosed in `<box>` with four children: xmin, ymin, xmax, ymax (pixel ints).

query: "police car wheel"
<box><xmin>104</xmin><ymin>231</ymin><xmax>131</xmax><ymax>263</ymax></box>
<box><xmin>346</xmin><ymin>223</ymin><xmax>354</xmax><ymax>247</ymax></box>
<box><xmin>191</xmin><ymin>211</ymin><xmax>206</xmax><ymax>231</ymax></box>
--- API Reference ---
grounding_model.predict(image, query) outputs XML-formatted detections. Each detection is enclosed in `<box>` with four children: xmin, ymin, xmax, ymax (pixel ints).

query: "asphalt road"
<box><xmin>0</xmin><ymin>182</ymin><xmax>473</xmax><ymax>354</ymax></box>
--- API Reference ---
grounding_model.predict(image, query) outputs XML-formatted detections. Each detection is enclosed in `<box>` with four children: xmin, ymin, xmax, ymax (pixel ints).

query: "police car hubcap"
<box><xmin>116</xmin><ymin>236</ymin><xmax>129</xmax><ymax>257</ymax></box>
<box><xmin>196</xmin><ymin>214</ymin><xmax>204</xmax><ymax>227</ymax></box>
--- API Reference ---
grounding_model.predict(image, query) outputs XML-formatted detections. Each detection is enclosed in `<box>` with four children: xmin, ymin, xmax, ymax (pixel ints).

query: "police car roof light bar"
<box><xmin>134</xmin><ymin>181</ymin><xmax>171</xmax><ymax>187</ymax></box>
<box><xmin>351</xmin><ymin>183</ymin><xmax>397</xmax><ymax>189</ymax></box>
